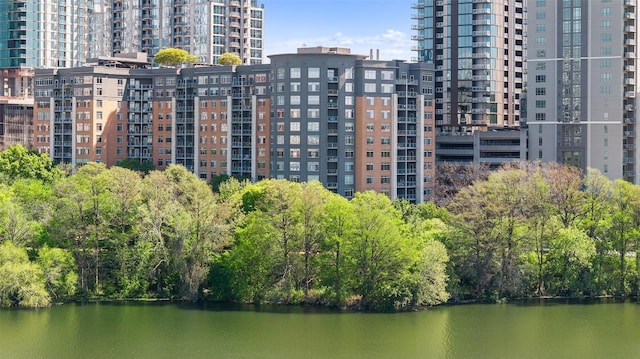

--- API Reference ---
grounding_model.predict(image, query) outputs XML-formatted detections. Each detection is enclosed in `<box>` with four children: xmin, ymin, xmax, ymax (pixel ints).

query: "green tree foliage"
<box><xmin>0</xmin><ymin>185</ymin><xmax>42</xmax><ymax>246</ymax></box>
<box><xmin>154</xmin><ymin>48</ymin><xmax>199</xmax><ymax>67</ymax></box>
<box><xmin>0</xmin><ymin>144</ymin><xmax>62</xmax><ymax>184</ymax></box>
<box><xmin>209</xmin><ymin>183</ymin><xmax>450</xmax><ymax>311</ymax></box>
<box><xmin>445</xmin><ymin>162</ymin><xmax>640</xmax><ymax>300</ymax></box>
<box><xmin>5</xmin><ymin>159</ymin><xmax>640</xmax><ymax>309</ymax></box>
<box><xmin>0</xmin><ymin>242</ymin><xmax>50</xmax><ymax>307</ymax></box>
<box><xmin>37</xmin><ymin>246</ymin><xmax>78</xmax><ymax>301</ymax></box>
<box><xmin>217</xmin><ymin>52</ymin><xmax>242</xmax><ymax>66</ymax></box>
<box><xmin>116</xmin><ymin>158</ymin><xmax>155</xmax><ymax>174</ymax></box>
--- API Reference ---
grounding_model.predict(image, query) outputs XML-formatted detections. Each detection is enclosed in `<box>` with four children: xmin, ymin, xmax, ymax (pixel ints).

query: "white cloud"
<box><xmin>264</xmin><ymin>28</ymin><xmax>415</xmax><ymax>62</ymax></box>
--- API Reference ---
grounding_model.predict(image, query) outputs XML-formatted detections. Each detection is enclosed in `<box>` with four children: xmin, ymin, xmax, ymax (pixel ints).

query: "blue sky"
<box><xmin>263</xmin><ymin>0</ymin><xmax>415</xmax><ymax>62</ymax></box>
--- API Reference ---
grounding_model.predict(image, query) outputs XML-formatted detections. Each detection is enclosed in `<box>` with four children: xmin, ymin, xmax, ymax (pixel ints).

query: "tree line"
<box><xmin>1</xmin><ymin>144</ymin><xmax>640</xmax><ymax>310</ymax></box>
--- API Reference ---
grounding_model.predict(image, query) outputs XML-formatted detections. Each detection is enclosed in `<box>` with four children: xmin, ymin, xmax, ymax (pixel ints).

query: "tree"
<box><xmin>435</xmin><ymin>162</ymin><xmax>490</xmax><ymax>206</ymax></box>
<box><xmin>580</xmin><ymin>169</ymin><xmax>613</xmax><ymax>294</ymax></box>
<box><xmin>164</xmin><ymin>165</ymin><xmax>233</xmax><ymax>301</ymax></box>
<box><xmin>218</xmin><ymin>52</ymin><xmax>242</xmax><ymax>66</ymax></box>
<box><xmin>0</xmin><ymin>242</ymin><xmax>50</xmax><ymax>307</ymax></box>
<box><xmin>37</xmin><ymin>246</ymin><xmax>78</xmax><ymax>301</ymax></box>
<box><xmin>50</xmin><ymin>162</ymin><xmax>114</xmax><ymax>295</ymax></box>
<box><xmin>0</xmin><ymin>185</ymin><xmax>41</xmax><ymax>246</ymax></box>
<box><xmin>318</xmin><ymin>194</ymin><xmax>354</xmax><ymax>305</ymax></box>
<box><xmin>606</xmin><ymin>180</ymin><xmax>640</xmax><ymax>296</ymax></box>
<box><xmin>154</xmin><ymin>48</ymin><xmax>199</xmax><ymax>67</ymax></box>
<box><xmin>138</xmin><ymin>170</ymin><xmax>182</xmax><ymax>296</ymax></box>
<box><xmin>116</xmin><ymin>158</ymin><xmax>155</xmax><ymax>174</ymax></box>
<box><xmin>0</xmin><ymin>144</ymin><xmax>62</xmax><ymax>185</ymax></box>
<box><xmin>545</xmin><ymin>226</ymin><xmax>595</xmax><ymax>296</ymax></box>
<box><xmin>346</xmin><ymin>191</ymin><xmax>409</xmax><ymax>310</ymax></box>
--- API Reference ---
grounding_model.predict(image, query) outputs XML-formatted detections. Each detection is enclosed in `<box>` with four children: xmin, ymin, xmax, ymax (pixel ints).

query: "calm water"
<box><xmin>2</xmin><ymin>300</ymin><xmax>640</xmax><ymax>358</ymax></box>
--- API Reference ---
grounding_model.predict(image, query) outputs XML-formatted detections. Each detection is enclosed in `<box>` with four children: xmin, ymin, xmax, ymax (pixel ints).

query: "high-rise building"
<box><xmin>261</xmin><ymin>47</ymin><xmax>436</xmax><ymax>202</ymax></box>
<box><xmin>527</xmin><ymin>0</ymin><xmax>639</xmax><ymax>183</ymax></box>
<box><xmin>0</xmin><ymin>0</ymin><xmax>89</xmax><ymax>69</ymax></box>
<box><xmin>412</xmin><ymin>0</ymin><xmax>526</xmax><ymax>133</ymax></box>
<box><xmin>0</xmin><ymin>0</ymin><xmax>263</xmax><ymax>69</ymax></box>
<box><xmin>102</xmin><ymin>0</ymin><xmax>264</xmax><ymax>65</ymax></box>
<box><xmin>33</xmin><ymin>48</ymin><xmax>436</xmax><ymax>203</ymax></box>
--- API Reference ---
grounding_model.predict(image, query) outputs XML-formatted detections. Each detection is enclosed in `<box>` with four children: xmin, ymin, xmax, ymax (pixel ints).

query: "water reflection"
<box><xmin>2</xmin><ymin>301</ymin><xmax>640</xmax><ymax>358</ymax></box>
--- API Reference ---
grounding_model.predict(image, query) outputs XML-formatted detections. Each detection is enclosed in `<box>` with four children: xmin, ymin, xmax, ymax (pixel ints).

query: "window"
<box><xmin>381</xmin><ymin>176</ymin><xmax>390</xmax><ymax>184</ymax></box>
<box><xmin>535</xmin><ymin>75</ymin><xmax>546</xmax><ymax>83</ymax></box>
<box><xmin>307</xmin><ymin>135</ymin><xmax>320</xmax><ymax>145</ymax></box>
<box><xmin>381</xmin><ymin>163</ymin><xmax>390</xmax><ymax>171</ymax></box>
<box><xmin>345</xmin><ymin>162</ymin><xmax>354</xmax><ymax>171</ymax></box>
<box><xmin>366</xmin><ymin>137</ymin><xmax>374</xmax><ymax>144</ymax></box>
<box><xmin>364</xmin><ymin>70</ymin><xmax>376</xmax><ymax>79</ymax></box>
<box><xmin>345</xmin><ymin>135</ymin><xmax>354</xmax><ymax>145</ymax></box>
<box><xmin>364</xmin><ymin>83</ymin><xmax>376</xmax><ymax>93</ymax></box>
<box><xmin>345</xmin><ymin>96</ymin><xmax>353</xmax><ymax>106</ymax></box>
<box><xmin>345</xmin><ymin>68</ymin><xmax>354</xmax><ymax>79</ymax></box>
<box><xmin>345</xmin><ymin>175</ymin><xmax>354</xmax><ymax>185</ymax></box>
<box><xmin>381</xmin><ymin>150</ymin><xmax>390</xmax><ymax>157</ymax></box>
<box><xmin>308</xmin><ymin>95</ymin><xmax>320</xmax><ymax>105</ymax></box>
<box><xmin>308</xmin><ymin>68</ymin><xmax>320</xmax><ymax>78</ymax></box>
<box><xmin>290</xmin><ymin>68</ymin><xmax>301</xmax><ymax>78</ymax></box>
<box><xmin>535</xmin><ymin>88</ymin><xmax>546</xmax><ymax>96</ymax></box>
<box><xmin>290</xmin><ymin>95</ymin><xmax>300</xmax><ymax>105</ymax></box>
<box><xmin>308</xmin><ymin>122</ymin><xmax>319</xmax><ymax>132</ymax></box>
<box><xmin>308</xmin><ymin>162</ymin><xmax>319</xmax><ymax>171</ymax></box>
<box><xmin>381</xmin><ymin>71</ymin><xmax>394</xmax><ymax>80</ymax></box>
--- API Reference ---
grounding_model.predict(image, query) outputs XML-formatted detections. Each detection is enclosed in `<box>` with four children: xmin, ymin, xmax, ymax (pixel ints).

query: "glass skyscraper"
<box><xmin>0</xmin><ymin>0</ymin><xmax>89</xmax><ymax>68</ymax></box>
<box><xmin>412</xmin><ymin>0</ymin><xmax>525</xmax><ymax>134</ymax></box>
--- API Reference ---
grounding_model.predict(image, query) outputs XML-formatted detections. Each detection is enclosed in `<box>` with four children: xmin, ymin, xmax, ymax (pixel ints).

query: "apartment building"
<box><xmin>527</xmin><ymin>0</ymin><xmax>639</xmax><ymax>183</ymax></box>
<box><xmin>33</xmin><ymin>48</ymin><xmax>435</xmax><ymax>202</ymax></box>
<box><xmin>412</xmin><ymin>0</ymin><xmax>525</xmax><ymax>132</ymax></box>
<box><xmin>268</xmin><ymin>47</ymin><xmax>436</xmax><ymax>202</ymax></box>
<box><xmin>33</xmin><ymin>55</ymin><xmax>271</xmax><ymax>181</ymax></box>
<box><xmin>104</xmin><ymin>0</ymin><xmax>264</xmax><ymax>65</ymax></box>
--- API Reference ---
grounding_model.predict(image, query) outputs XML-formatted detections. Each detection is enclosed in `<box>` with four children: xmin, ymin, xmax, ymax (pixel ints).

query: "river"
<box><xmin>2</xmin><ymin>300</ymin><xmax>640</xmax><ymax>358</ymax></box>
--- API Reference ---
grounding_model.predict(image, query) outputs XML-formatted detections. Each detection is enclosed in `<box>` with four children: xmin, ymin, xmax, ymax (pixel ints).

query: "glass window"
<box><xmin>308</xmin><ymin>68</ymin><xmax>320</xmax><ymax>78</ymax></box>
